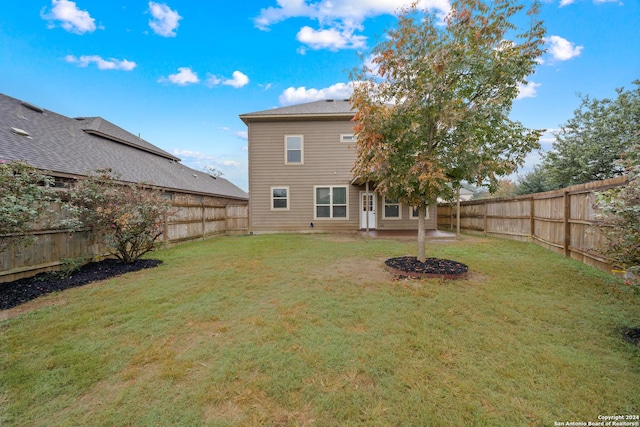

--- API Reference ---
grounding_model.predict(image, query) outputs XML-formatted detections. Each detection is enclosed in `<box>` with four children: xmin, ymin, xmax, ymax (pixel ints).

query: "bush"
<box><xmin>0</xmin><ymin>160</ymin><xmax>55</xmax><ymax>254</ymax></box>
<box><xmin>595</xmin><ymin>146</ymin><xmax>640</xmax><ymax>284</ymax></box>
<box><xmin>65</xmin><ymin>169</ymin><xmax>172</xmax><ymax>264</ymax></box>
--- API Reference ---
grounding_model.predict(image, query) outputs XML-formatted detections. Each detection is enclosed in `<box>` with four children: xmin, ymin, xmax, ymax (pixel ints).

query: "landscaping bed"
<box><xmin>0</xmin><ymin>259</ymin><xmax>162</xmax><ymax>310</ymax></box>
<box><xmin>385</xmin><ymin>256</ymin><xmax>468</xmax><ymax>279</ymax></box>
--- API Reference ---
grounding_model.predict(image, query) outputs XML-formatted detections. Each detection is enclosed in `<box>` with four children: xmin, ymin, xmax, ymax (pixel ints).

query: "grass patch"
<box><xmin>2</xmin><ymin>233</ymin><xmax>639</xmax><ymax>426</ymax></box>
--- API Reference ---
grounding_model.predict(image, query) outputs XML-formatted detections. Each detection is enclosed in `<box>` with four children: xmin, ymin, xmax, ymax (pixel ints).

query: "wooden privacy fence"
<box><xmin>1</xmin><ymin>198</ymin><xmax>248</xmax><ymax>283</ymax></box>
<box><xmin>437</xmin><ymin>176</ymin><xmax>628</xmax><ymax>274</ymax></box>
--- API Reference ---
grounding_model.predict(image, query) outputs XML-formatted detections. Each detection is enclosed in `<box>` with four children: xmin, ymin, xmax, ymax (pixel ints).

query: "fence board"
<box><xmin>1</xmin><ymin>198</ymin><xmax>248</xmax><ymax>283</ymax></box>
<box><xmin>437</xmin><ymin>176</ymin><xmax>628</xmax><ymax>275</ymax></box>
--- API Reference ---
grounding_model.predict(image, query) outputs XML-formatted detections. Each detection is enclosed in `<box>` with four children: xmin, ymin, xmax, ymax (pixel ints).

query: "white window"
<box><xmin>410</xmin><ymin>206</ymin><xmax>430</xmax><ymax>220</ymax></box>
<box><xmin>314</xmin><ymin>186</ymin><xmax>348</xmax><ymax>219</ymax></box>
<box><xmin>271</xmin><ymin>187</ymin><xmax>289</xmax><ymax>210</ymax></box>
<box><xmin>383</xmin><ymin>197</ymin><xmax>401</xmax><ymax>219</ymax></box>
<box><xmin>340</xmin><ymin>134</ymin><xmax>357</xmax><ymax>143</ymax></box>
<box><xmin>285</xmin><ymin>135</ymin><xmax>303</xmax><ymax>164</ymax></box>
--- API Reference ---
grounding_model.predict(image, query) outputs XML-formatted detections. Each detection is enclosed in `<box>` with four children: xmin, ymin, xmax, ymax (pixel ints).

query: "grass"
<box><xmin>1</xmin><ymin>233</ymin><xmax>639</xmax><ymax>426</ymax></box>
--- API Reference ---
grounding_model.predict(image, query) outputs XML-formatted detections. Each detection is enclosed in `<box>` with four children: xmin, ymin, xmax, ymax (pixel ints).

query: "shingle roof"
<box><xmin>240</xmin><ymin>99</ymin><xmax>355</xmax><ymax>123</ymax></box>
<box><xmin>0</xmin><ymin>93</ymin><xmax>247</xmax><ymax>200</ymax></box>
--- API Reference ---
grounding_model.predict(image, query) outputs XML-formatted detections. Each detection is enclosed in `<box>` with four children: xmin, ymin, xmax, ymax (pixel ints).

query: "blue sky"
<box><xmin>1</xmin><ymin>0</ymin><xmax>638</xmax><ymax>192</ymax></box>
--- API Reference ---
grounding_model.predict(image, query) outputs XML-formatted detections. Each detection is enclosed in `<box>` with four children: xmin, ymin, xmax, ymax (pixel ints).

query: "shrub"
<box><xmin>0</xmin><ymin>160</ymin><xmax>55</xmax><ymax>254</ymax></box>
<box><xmin>595</xmin><ymin>145</ymin><xmax>640</xmax><ymax>284</ymax></box>
<box><xmin>66</xmin><ymin>169</ymin><xmax>172</xmax><ymax>264</ymax></box>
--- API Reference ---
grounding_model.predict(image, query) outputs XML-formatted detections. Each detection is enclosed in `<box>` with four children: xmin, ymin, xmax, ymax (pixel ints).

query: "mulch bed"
<box><xmin>1</xmin><ymin>259</ymin><xmax>162</xmax><ymax>310</ymax></box>
<box><xmin>385</xmin><ymin>256</ymin><xmax>468</xmax><ymax>280</ymax></box>
<box><xmin>622</xmin><ymin>327</ymin><xmax>640</xmax><ymax>347</ymax></box>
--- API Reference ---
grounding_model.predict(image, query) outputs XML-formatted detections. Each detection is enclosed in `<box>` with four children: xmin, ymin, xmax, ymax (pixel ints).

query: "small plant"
<box><xmin>58</xmin><ymin>256</ymin><xmax>88</xmax><ymax>278</ymax></box>
<box><xmin>65</xmin><ymin>169</ymin><xmax>172</xmax><ymax>264</ymax></box>
<box><xmin>0</xmin><ymin>160</ymin><xmax>55</xmax><ymax>254</ymax></box>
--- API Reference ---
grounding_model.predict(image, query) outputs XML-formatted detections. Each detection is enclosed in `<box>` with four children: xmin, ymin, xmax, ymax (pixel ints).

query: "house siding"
<box><xmin>247</xmin><ymin>117</ymin><xmax>436</xmax><ymax>233</ymax></box>
<box><xmin>249</xmin><ymin>119</ymin><xmax>359</xmax><ymax>232</ymax></box>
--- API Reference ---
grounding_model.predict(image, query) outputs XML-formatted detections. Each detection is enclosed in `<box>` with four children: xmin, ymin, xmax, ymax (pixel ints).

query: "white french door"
<box><xmin>360</xmin><ymin>192</ymin><xmax>376</xmax><ymax>229</ymax></box>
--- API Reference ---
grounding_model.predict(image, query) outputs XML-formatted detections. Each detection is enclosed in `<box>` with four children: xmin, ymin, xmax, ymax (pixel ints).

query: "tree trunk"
<box><xmin>456</xmin><ymin>187</ymin><xmax>461</xmax><ymax>236</ymax></box>
<box><xmin>417</xmin><ymin>203</ymin><xmax>426</xmax><ymax>263</ymax></box>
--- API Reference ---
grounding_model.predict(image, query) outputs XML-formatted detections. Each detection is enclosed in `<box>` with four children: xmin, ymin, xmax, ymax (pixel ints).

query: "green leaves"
<box><xmin>544</xmin><ymin>82</ymin><xmax>640</xmax><ymax>188</ymax></box>
<box><xmin>351</xmin><ymin>0</ymin><xmax>545</xmax><ymax>261</ymax></box>
<box><xmin>0</xmin><ymin>161</ymin><xmax>55</xmax><ymax>254</ymax></box>
<box><xmin>353</xmin><ymin>0</ymin><xmax>545</xmax><ymax>196</ymax></box>
<box><xmin>66</xmin><ymin>169</ymin><xmax>171</xmax><ymax>264</ymax></box>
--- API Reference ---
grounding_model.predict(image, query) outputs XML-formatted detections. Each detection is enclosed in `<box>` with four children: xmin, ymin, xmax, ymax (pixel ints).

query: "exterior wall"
<box><xmin>249</xmin><ymin>119</ymin><xmax>358</xmax><ymax>232</ymax></box>
<box><xmin>376</xmin><ymin>199</ymin><xmax>437</xmax><ymax>231</ymax></box>
<box><xmin>247</xmin><ymin>118</ymin><xmax>436</xmax><ymax>232</ymax></box>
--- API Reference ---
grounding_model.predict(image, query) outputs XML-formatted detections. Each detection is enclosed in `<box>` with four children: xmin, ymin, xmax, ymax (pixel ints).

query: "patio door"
<box><xmin>360</xmin><ymin>192</ymin><xmax>376</xmax><ymax>229</ymax></box>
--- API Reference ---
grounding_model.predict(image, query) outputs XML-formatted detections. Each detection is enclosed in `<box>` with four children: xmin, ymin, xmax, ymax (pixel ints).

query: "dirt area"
<box><xmin>0</xmin><ymin>259</ymin><xmax>161</xmax><ymax>311</ymax></box>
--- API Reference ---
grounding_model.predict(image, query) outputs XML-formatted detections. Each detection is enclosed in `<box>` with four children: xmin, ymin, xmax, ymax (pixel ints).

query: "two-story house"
<box><xmin>239</xmin><ymin>99</ymin><xmax>437</xmax><ymax>233</ymax></box>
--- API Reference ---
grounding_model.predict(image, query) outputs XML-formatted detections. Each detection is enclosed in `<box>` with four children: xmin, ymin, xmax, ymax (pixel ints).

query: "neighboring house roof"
<box><xmin>0</xmin><ymin>93</ymin><xmax>247</xmax><ymax>200</ymax></box>
<box><xmin>240</xmin><ymin>99</ymin><xmax>355</xmax><ymax>123</ymax></box>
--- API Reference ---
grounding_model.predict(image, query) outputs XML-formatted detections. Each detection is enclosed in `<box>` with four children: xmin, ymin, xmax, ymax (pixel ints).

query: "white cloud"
<box><xmin>279</xmin><ymin>82</ymin><xmax>354</xmax><ymax>105</ymax></box>
<box><xmin>148</xmin><ymin>2</ymin><xmax>182</xmax><ymax>37</ymax></box>
<box><xmin>516</xmin><ymin>81</ymin><xmax>541</xmax><ymax>100</ymax></box>
<box><xmin>65</xmin><ymin>55</ymin><xmax>136</xmax><ymax>71</ymax></box>
<box><xmin>296</xmin><ymin>25</ymin><xmax>367</xmax><ymax>51</ymax></box>
<box><xmin>207</xmin><ymin>71</ymin><xmax>250</xmax><ymax>88</ymax></box>
<box><xmin>159</xmin><ymin>67</ymin><xmax>199</xmax><ymax>85</ymax></box>
<box><xmin>255</xmin><ymin>0</ymin><xmax>449</xmax><ymax>30</ymax></box>
<box><xmin>172</xmin><ymin>149</ymin><xmax>242</xmax><ymax>168</ymax></box>
<box><xmin>41</xmin><ymin>0</ymin><xmax>98</xmax><ymax>34</ymax></box>
<box><xmin>223</xmin><ymin>71</ymin><xmax>250</xmax><ymax>88</ymax></box>
<box><xmin>255</xmin><ymin>0</ymin><xmax>450</xmax><ymax>51</ymax></box>
<box><xmin>546</xmin><ymin>35</ymin><xmax>583</xmax><ymax>61</ymax></box>
<box><xmin>235</xmin><ymin>131</ymin><xmax>248</xmax><ymax>140</ymax></box>
<box><xmin>561</xmin><ymin>0</ymin><xmax>621</xmax><ymax>6</ymax></box>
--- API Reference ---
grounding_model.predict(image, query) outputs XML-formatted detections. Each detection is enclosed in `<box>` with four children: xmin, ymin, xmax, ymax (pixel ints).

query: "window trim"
<box><xmin>313</xmin><ymin>185</ymin><xmax>349</xmax><ymax>220</ymax></box>
<box><xmin>382</xmin><ymin>196</ymin><xmax>402</xmax><ymax>220</ymax></box>
<box><xmin>270</xmin><ymin>186</ymin><xmax>290</xmax><ymax>211</ymax></box>
<box><xmin>340</xmin><ymin>134</ymin><xmax>357</xmax><ymax>143</ymax></box>
<box><xmin>410</xmin><ymin>205</ymin><xmax>431</xmax><ymax>220</ymax></box>
<box><xmin>284</xmin><ymin>135</ymin><xmax>304</xmax><ymax>165</ymax></box>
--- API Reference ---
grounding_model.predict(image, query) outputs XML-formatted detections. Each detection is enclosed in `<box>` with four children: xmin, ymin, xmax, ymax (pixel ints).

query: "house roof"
<box><xmin>0</xmin><ymin>93</ymin><xmax>247</xmax><ymax>200</ymax></box>
<box><xmin>240</xmin><ymin>99</ymin><xmax>355</xmax><ymax>123</ymax></box>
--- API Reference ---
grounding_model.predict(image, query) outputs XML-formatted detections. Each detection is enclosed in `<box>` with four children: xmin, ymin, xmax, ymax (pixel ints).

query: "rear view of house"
<box><xmin>240</xmin><ymin>99</ymin><xmax>437</xmax><ymax>233</ymax></box>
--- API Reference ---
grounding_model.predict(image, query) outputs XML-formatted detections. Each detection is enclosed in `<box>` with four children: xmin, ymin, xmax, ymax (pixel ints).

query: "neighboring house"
<box><xmin>0</xmin><ymin>93</ymin><xmax>247</xmax><ymax>203</ymax></box>
<box><xmin>240</xmin><ymin>99</ymin><xmax>437</xmax><ymax>233</ymax></box>
<box><xmin>1</xmin><ymin>92</ymin><xmax>248</xmax><ymax>281</ymax></box>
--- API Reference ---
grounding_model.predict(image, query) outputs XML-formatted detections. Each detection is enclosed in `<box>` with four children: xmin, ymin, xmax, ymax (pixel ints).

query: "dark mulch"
<box><xmin>622</xmin><ymin>327</ymin><xmax>640</xmax><ymax>347</ymax></box>
<box><xmin>1</xmin><ymin>259</ymin><xmax>162</xmax><ymax>310</ymax></box>
<box><xmin>385</xmin><ymin>256</ymin><xmax>468</xmax><ymax>279</ymax></box>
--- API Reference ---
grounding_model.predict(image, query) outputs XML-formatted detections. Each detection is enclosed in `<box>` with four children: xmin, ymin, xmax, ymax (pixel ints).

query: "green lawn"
<box><xmin>2</xmin><ymin>234</ymin><xmax>639</xmax><ymax>426</ymax></box>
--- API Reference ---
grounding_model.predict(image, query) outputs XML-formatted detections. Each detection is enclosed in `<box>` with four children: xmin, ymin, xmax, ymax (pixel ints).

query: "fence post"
<box><xmin>483</xmin><ymin>200</ymin><xmax>488</xmax><ymax>235</ymax></box>
<box><xmin>529</xmin><ymin>196</ymin><xmax>535</xmax><ymax>239</ymax></box>
<box><xmin>563</xmin><ymin>190</ymin><xmax>570</xmax><ymax>257</ymax></box>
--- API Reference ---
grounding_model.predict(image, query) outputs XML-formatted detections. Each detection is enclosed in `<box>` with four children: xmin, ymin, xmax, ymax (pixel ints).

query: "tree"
<box><xmin>65</xmin><ymin>169</ymin><xmax>171</xmax><ymax>264</ymax></box>
<box><xmin>351</xmin><ymin>0</ymin><xmax>545</xmax><ymax>261</ymax></box>
<box><xmin>0</xmin><ymin>160</ymin><xmax>55</xmax><ymax>254</ymax></box>
<box><xmin>514</xmin><ymin>165</ymin><xmax>559</xmax><ymax>195</ymax></box>
<box><xmin>543</xmin><ymin>82</ymin><xmax>640</xmax><ymax>188</ymax></box>
<box><xmin>594</xmin><ymin>145</ymin><xmax>640</xmax><ymax>283</ymax></box>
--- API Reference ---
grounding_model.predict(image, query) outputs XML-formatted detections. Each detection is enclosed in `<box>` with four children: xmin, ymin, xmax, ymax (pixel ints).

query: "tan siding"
<box><xmin>248</xmin><ymin>119</ymin><xmax>437</xmax><ymax>233</ymax></box>
<box><xmin>249</xmin><ymin>120</ymin><xmax>359</xmax><ymax>232</ymax></box>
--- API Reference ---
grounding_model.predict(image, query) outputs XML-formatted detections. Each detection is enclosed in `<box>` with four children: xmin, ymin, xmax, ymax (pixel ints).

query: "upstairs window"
<box><xmin>285</xmin><ymin>135</ymin><xmax>303</xmax><ymax>164</ymax></box>
<box><xmin>315</xmin><ymin>186</ymin><xmax>348</xmax><ymax>219</ymax></box>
